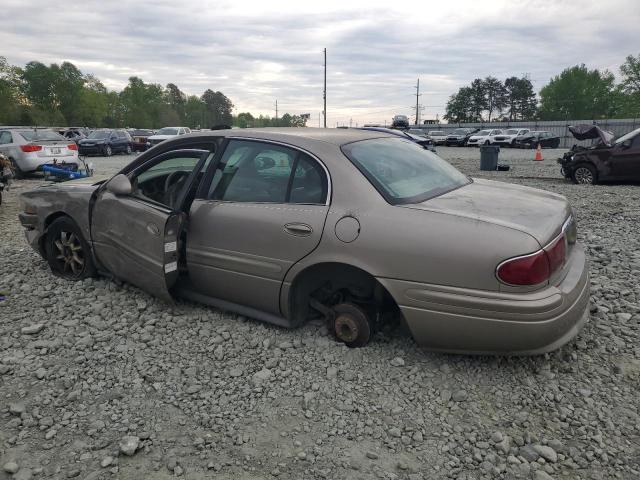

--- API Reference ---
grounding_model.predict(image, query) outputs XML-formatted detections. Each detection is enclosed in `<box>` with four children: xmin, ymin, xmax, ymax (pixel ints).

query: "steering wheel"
<box><xmin>164</xmin><ymin>170</ymin><xmax>190</xmax><ymax>206</ymax></box>
<box><xmin>164</xmin><ymin>170</ymin><xmax>190</xmax><ymax>192</ymax></box>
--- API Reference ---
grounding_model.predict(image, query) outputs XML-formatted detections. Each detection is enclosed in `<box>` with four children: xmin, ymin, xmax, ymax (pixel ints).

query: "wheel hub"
<box><xmin>54</xmin><ymin>230</ymin><xmax>84</xmax><ymax>276</ymax></box>
<box><xmin>575</xmin><ymin>168</ymin><xmax>592</xmax><ymax>184</ymax></box>
<box><xmin>334</xmin><ymin>314</ymin><xmax>359</xmax><ymax>342</ymax></box>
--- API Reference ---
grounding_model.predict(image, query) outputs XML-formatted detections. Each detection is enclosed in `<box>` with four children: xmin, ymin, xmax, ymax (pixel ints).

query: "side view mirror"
<box><xmin>106</xmin><ymin>174</ymin><xmax>132</xmax><ymax>195</ymax></box>
<box><xmin>621</xmin><ymin>139</ymin><xmax>632</xmax><ymax>149</ymax></box>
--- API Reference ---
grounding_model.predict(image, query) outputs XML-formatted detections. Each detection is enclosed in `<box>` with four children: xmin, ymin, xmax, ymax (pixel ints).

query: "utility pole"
<box><xmin>415</xmin><ymin>78</ymin><xmax>420</xmax><ymax>124</ymax></box>
<box><xmin>323</xmin><ymin>48</ymin><xmax>327</xmax><ymax>128</ymax></box>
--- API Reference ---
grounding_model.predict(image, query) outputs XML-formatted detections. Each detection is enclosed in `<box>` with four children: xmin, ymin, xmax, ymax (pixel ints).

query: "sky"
<box><xmin>1</xmin><ymin>0</ymin><xmax>639</xmax><ymax>126</ymax></box>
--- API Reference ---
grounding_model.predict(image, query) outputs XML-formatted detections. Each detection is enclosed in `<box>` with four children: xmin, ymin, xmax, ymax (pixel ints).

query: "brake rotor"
<box><xmin>334</xmin><ymin>313</ymin><xmax>359</xmax><ymax>343</ymax></box>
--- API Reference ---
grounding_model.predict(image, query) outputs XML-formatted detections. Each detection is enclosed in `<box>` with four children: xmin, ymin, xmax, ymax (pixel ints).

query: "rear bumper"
<box><xmin>17</xmin><ymin>154</ymin><xmax>78</xmax><ymax>172</ymax></box>
<box><xmin>377</xmin><ymin>244</ymin><xmax>590</xmax><ymax>355</ymax></box>
<box><xmin>78</xmin><ymin>145</ymin><xmax>104</xmax><ymax>154</ymax></box>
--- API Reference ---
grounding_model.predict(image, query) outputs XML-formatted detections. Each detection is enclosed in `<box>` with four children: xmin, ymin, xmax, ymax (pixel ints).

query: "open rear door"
<box><xmin>90</xmin><ymin>149</ymin><xmax>210</xmax><ymax>301</ymax></box>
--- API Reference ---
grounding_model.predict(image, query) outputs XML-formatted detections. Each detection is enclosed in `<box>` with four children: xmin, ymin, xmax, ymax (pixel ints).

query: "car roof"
<box><xmin>188</xmin><ymin>127</ymin><xmax>393</xmax><ymax>146</ymax></box>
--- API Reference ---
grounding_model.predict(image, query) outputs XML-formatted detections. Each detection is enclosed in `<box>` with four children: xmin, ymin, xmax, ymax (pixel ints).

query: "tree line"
<box><xmin>0</xmin><ymin>57</ymin><xmax>308</xmax><ymax>129</ymax></box>
<box><xmin>444</xmin><ymin>54</ymin><xmax>640</xmax><ymax>123</ymax></box>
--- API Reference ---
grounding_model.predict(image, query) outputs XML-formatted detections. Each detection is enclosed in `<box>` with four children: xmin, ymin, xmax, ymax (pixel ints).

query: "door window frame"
<box><xmin>112</xmin><ymin>148</ymin><xmax>213</xmax><ymax>212</ymax></box>
<box><xmin>195</xmin><ymin>137</ymin><xmax>332</xmax><ymax>206</ymax></box>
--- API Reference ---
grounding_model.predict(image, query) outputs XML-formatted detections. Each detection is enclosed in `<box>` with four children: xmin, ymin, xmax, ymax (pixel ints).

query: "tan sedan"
<box><xmin>19</xmin><ymin>128</ymin><xmax>589</xmax><ymax>354</ymax></box>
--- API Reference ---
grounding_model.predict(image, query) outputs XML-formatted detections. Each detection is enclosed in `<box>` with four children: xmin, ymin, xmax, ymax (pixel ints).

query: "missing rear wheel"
<box><xmin>332</xmin><ymin>303</ymin><xmax>372</xmax><ymax>348</ymax></box>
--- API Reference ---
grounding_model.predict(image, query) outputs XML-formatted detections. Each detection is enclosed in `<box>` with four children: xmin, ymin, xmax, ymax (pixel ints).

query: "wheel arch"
<box><xmin>284</xmin><ymin>261</ymin><xmax>401</xmax><ymax>326</ymax></box>
<box><xmin>571</xmin><ymin>161</ymin><xmax>598</xmax><ymax>184</ymax></box>
<box><xmin>40</xmin><ymin>212</ymin><xmax>84</xmax><ymax>255</ymax></box>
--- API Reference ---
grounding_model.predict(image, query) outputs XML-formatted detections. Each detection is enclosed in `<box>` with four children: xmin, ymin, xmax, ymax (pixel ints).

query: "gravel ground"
<box><xmin>1</xmin><ymin>147</ymin><xmax>639</xmax><ymax>480</ymax></box>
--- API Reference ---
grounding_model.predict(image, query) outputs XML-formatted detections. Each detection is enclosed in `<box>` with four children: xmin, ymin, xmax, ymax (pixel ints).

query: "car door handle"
<box><xmin>284</xmin><ymin>223</ymin><xmax>312</xmax><ymax>236</ymax></box>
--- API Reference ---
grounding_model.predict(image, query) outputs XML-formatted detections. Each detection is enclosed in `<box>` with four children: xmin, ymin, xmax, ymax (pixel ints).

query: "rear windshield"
<box><xmin>88</xmin><ymin>130</ymin><xmax>111</xmax><ymax>139</ymax></box>
<box><xmin>341</xmin><ymin>138</ymin><xmax>470</xmax><ymax>205</ymax></box>
<box><xmin>157</xmin><ymin>127</ymin><xmax>179</xmax><ymax>135</ymax></box>
<box><xmin>19</xmin><ymin>130</ymin><xmax>64</xmax><ymax>141</ymax></box>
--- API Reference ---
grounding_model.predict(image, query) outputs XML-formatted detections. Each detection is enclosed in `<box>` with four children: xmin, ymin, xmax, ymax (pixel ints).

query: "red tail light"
<box><xmin>67</xmin><ymin>143</ymin><xmax>78</xmax><ymax>150</ymax></box>
<box><xmin>20</xmin><ymin>145</ymin><xmax>43</xmax><ymax>152</ymax></box>
<box><xmin>544</xmin><ymin>234</ymin><xmax>566</xmax><ymax>273</ymax></box>
<box><xmin>497</xmin><ymin>250</ymin><xmax>550</xmax><ymax>286</ymax></box>
<box><xmin>497</xmin><ymin>234</ymin><xmax>567</xmax><ymax>286</ymax></box>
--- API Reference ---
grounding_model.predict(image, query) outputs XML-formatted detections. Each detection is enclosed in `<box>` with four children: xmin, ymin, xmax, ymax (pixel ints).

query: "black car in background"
<box><xmin>558</xmin><ymin>125</ymin><xmax>640</xmax><ymax>184</ymax></box>
<box><xmin>358</xmin><ymin>127</ymin><xmax>436</xmax><ymax>152</ymax></box>
<box><xmin>127</xmin><ymin>129</ymin><xmax>154</xmax><ymax>152</ymax></box>
<box><xmin>78</xmin><ymin>129</ymin><xmax>133</xmax><ymax>156</ymax></box>
<box><xmin>445</xmin><ymin>128</ymin><xmax>479</xmax><ymax>146</ymax></box>
<box><xmin>515</xmin><ymin>131</ymin><xmax>561</xmax><ymax>148</ymax></box>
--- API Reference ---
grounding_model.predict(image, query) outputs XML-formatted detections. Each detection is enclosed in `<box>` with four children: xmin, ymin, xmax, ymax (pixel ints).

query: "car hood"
<box><xmin>401</xmin><ymin>178</ymin><xmax>570</xmax><ymax>246</ymax></box>
<box><xmin>39</xmin><ymin>177</ymin><xmax>104</xmax><ymax>192</ymax></box>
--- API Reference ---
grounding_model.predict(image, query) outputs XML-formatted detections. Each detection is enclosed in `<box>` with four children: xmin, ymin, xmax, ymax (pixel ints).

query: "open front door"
<box><xmin>90</xmin><ymin>149</ymin><xmax>211</xmax><ymax>301</ymax></box>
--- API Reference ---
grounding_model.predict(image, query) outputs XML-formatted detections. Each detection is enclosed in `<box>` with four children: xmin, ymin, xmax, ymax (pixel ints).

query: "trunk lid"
<box><xmin>31</xmin><ymin>140</ymin><xmax>75</xmax><ymax>157</ymax></box>
<box><xmin>401</xmin><ymin>178</ymin><xmax>570</xmax><ymax>246</ymax></box>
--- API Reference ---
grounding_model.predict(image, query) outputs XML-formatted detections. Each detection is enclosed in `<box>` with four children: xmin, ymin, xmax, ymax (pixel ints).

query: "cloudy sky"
<box><xmin>2</xmin><ymin>0</ymin><xmax>639</xmax><ymax>126</ymax></box>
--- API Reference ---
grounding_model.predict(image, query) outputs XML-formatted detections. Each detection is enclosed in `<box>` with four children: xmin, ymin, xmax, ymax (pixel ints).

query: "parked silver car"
<box><xmin>19</xmin><ymin>128</ymin><xmax>589</xmax><ymax>354</ymax></box>
<box><xmin>0</xmin><ymin>128</ymin><xmax>79</xmax><ymax>177</ymax></box>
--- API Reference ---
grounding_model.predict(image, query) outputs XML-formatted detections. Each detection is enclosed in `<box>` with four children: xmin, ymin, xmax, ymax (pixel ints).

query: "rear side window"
<box><xmin>0</xmin><ymin>131</ymin><xmax>13</xmax><ymax>144</ymax></box>
<box><xmin>208</xmin><ymin>140</ymin><xmax>327</xmax><ymax>204</ymax></box>
<box><xmin>342</xmin><ymin>138</ymin><xmax>470</xmax><ymax>205</ymax></box>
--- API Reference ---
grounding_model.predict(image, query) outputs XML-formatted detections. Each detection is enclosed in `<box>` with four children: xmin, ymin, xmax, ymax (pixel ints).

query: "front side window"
<box><xmin>131</xmin><ymin>151</ymin><xmax>210</xmax><ymax>208</ymax></box>
<box><xmin>342</xmin><ymin>138</ymin><xmax>470</xmax><ymax>205</ymax></box>
<box><xmin>208</xmin><ymin>140</ymin><xmax>327</xmax><ymax>204</ymax></box>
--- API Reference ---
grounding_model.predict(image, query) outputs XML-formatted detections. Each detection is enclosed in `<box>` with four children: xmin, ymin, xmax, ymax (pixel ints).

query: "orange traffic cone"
<box><xmin>534</xmin><ymin>143</ymin><xmax>543</xmax><ymax>161</ymax></box>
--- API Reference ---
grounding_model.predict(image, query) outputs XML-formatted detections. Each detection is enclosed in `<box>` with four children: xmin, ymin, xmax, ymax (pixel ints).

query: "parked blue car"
<box><xmin>78</xmin><ymin>129</ymin><xmax>133</xmax><ymax>156</ymax></box>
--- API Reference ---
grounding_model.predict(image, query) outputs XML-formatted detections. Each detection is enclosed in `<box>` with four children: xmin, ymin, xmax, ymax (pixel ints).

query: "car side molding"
<box><xmin>175</xmin><ymin>284</ymin><xmax>295</xmax><ymax>328</ymax></box>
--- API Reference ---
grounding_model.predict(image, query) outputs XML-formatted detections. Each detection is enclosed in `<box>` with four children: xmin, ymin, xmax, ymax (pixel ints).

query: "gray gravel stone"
<box><xmin>2</xmin><ymin>461</ymin><xmax>19</xmax><ymax>474</ymax></box>
<box><xmin>119</xmin><ymin>436</ymin><xmax>140</xmax><ymax>456</ymax></box>
<box><xmin>0</xmin><ymin>149</ymin><xmax>638</xmax><ymax>480</ymax></box>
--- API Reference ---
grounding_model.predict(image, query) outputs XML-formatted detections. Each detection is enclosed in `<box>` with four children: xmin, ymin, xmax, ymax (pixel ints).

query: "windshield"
<box><xmin>476</xmin><ymin>130</ymin><xmax>490</xmax><ymax>136</ymax></box>
<box><xmin>429</xmin><ymin>131</ymin><xmax>445</xmax><ymax>135</ymax></box>
<box><xmin>19</xmin><ymin>130</ymin><xmax>65</xmax><ymax>141</ymax></box>
<box><xmin>157</xmin><ymin>127</ymin><xmax>180</xmax><ymax>135</ymax></box>
<box><xmin>614</xmin><ymin>127</ymin><xmax>640</xmax><ymax>144</ymax></box>
<box><xmin>88</xmin><ymin>130</ymin><xmax>111</xmax><ymax>139</ymax></box>
<box><xmin>452</xmin><ymin>129</ymin><xmax>467</xmax><ymax>135</ymax></box>
<box><xmin>506</xmin><ymin>129</ymin><xmax>519</xmax><ymax>134</ymax></box>
<box><xmin>341</xmin><ymin>138</ymin><xmax>470</xmax><ymax>205</ymax></box>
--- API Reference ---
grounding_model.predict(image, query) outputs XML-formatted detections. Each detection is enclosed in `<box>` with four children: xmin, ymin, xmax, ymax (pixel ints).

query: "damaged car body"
<box><xmin>559</xmin><ymin>125</ymin><xmax>640</xmax><ymax>184</ymax></box>
<box><xmin>20</xmin><ymin>128</ymin><xmax>590</xmax><ymax>354</ymax></box>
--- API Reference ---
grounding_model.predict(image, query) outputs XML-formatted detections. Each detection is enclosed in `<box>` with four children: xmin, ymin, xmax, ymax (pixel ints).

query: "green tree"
<box><xmin>484</xmin><ymin>76</ymin><xmax>507</xmax><ymax>122</ymax></box>
<box><xmin>233</xmin><ymin>112</ymin><xmax>255</xmax><ymax>128</ymax></box>
<box><xmin>52</xmin><ymin>62</ymin><xmax>85</xmax><ymax>124</ymax></box>
<box><xmin>185</xmin><ymin>95</ymin><xmax>206</xmax><ymax>128</ymax></box>
<box><xmin>617</xmin><ymin>54</ymin><xmax>640</xmax><ymax>118</ymax></box>
<box><xmin>165</xmin><ymin>83</ymin><xmax>186</xmax><ymax>123</ymax></box>
<box><xmin>201</xmin><ymin>89</ymin><xmax>233</xmax><ymax>127</ymax></box>
<box><xmin>469</xmin><ymin>79</ymin><xmax>487</xmax><ymax>122</ymax></box>
<box><xmin>538</xmin><ymin>64</ymin><xmax>617</xmax><ymax>120</ymax></box>
<box><xmin>504</xmin><ymin>76</ymin><xmax>537</xmax><ymax>121</ymax></box>
<box><xmin>444</xmin><ymin>86</ymin><xmax>474</xmax><ymax>123</ymax></box>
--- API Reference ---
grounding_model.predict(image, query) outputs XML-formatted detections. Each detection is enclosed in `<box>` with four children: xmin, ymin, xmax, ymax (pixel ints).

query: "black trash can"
<box><xmin>480</xmin><ymin>145</ymin><xmax>500</xmax><ymax>171</ymax></box>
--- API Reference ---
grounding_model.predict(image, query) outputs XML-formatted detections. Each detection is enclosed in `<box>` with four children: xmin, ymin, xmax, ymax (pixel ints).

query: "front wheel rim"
<box><xmin>575</xmin><ymin>167</ymin><xmax>593</xmax><ymax>184</ymax></box>
<box><xmin>53</xmin><ymin>230</ymin><xmax>85</xmax><ymax>277</ymax></box>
